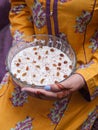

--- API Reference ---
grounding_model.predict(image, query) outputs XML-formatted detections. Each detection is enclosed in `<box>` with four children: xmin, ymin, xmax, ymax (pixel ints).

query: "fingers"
<box><xmin>21</xmin><ymin>87</ymin><xmax>71</xmax><ymax>100</ymax></box>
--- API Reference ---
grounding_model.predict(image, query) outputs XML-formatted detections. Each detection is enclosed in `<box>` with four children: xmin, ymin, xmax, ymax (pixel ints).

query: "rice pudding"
<box><xmin>11</xmin><ymin>46</ymin><xmax>72</xmax><ymax>86</ymax></box>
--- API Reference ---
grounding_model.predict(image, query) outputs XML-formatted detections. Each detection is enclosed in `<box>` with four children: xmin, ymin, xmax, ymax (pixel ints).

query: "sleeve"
<box><xmin>9</xmin><ymin>0</ymin><xmax>35</xmax><ymax>38</ymax></box>
<box><xmin>76</xmin><ymin>49</ymin><xmax>98</xmax><ymax>101</ymax></box>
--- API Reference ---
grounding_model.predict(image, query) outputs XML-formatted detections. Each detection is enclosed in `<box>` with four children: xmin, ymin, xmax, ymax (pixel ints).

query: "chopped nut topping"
<box><xmin>54</xmin><ymin>80</ymin><xmax>58</xmax><ymax>84</ymax></box>
<box><xmin>57</xmin><ymin>67</ymin><xmax>61</xmax><ymax>70</ymax></box>
<box><xmin>45</xmin><ymin>66</ymin><xmax>49</xmax><ymax>70</ymax></box>
<box><xmin>33</xmin><ymin>60</ymin><xmax>36</xmax><ymax>63</ymax></box>
<box><xmin>45</xmin><ymin>50</ymin><xmax>48</xmax><ymax>54</ymax></box>
<box><xmin>16</xmin><ymin>63</ymin><xmax>20</xmax><ymax>66</ymax></box>
<box><xmin>33</xmin><ymin>47</ymin><xmax>37</xmax><ymax>50</ymax></box>
<box><xmin>26</xmin><ymin>57</ymin><xmax>30</xmax><ymax>60</ymax></box>
<box><xmin>33</xmin><ymin>74</ymin><xmax>36</xmax><ymax>77</ymax></box>
<box><xmin>60</xmin><ymin>53</ymin><xmax>64</xmax><ymax>57</ymax></box>
<box><xmin>63</xmin><ymin>75</ymin><xmax>68</xmax><ymax>78</ymax></box>
<box><xmin>64</xmin><ymin>61</ymin><xmax>68</xmax><ymax>64</ymax></box>
<box><xmin>18</xmin><ymin>58</ymin><xmax>21</xmax><ymax>62</ymax></box>
<box><xmin>36</xmin><ymin>65</ymin><xmax>40</xmax><ymax>68</ymax></box>
<box><xmin>22</xmin><ymin>73</ymin><xmax>27</xmax><ymax>76</ymax></box>
<box><xmin>26</xmin><ymin>66</ymin><xmax>29</xmax><ymax>71</ymax></box>
<box><xmin>56</xmin><ymin>72</ymin><xmax>60</xmax><ymax>76</ymax></box>
<box><xmin>69</xmin><ymin>65</ymin><xmax>72</xmax><ymax>69</ymax></box>
<box><xmin>38</xmin><ymin>55</ymin><xmax>41</xmax><ymax>60</ymax></box>
<box><xmin>35</xmin><ymin>52</ymin><xmax>38</xmax><ymax>55</ymax></box>
<box><xmin>59</xmin><ymin>57</ymin><xmax>62</xmax><ymax>60</ymax></box>
<box><xmin>50</xmin><ymin>48</ymin><xmax>55</xmax><ymax>52</ymax></box>
<box><xmin>17</xmin><ymin>70</ymin><xmax>21</xmax><ymax>73</ymax></box>
<box><xmin>58</xmin><ymin>62</ymin><xmax>61</xmax><ymax>66</ymax></box>
<box><xmin>53</xmin><ymin>64</ymin><xmax>57</xmax><ymax>67</ymax></box>
<box><xmin>40</xmin><ymin>78</ymin><xmax>45</xmax><ymax>84</ymax></box>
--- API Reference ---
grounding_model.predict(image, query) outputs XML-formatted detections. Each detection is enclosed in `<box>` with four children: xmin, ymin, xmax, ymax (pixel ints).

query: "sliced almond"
<box><xmin>40</xmin><ymin>78</ymin><xmax>45</xmax><ymax>84</ymax></box>
<box><xmin>22</xmin><ymin>73</ymin><xmax>27</xmax><ymax>76</ymax></box>
<box><xmin>56</xmin><ymin>72</ymin><xmax>60</xmax><ymax>76</ymax></box>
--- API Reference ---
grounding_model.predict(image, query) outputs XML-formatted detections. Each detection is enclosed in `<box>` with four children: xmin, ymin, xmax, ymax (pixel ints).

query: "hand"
<box><xmin>21</xmin><ymin>74</ymin><xmax>86</xmax><ymax>100</ymax></box>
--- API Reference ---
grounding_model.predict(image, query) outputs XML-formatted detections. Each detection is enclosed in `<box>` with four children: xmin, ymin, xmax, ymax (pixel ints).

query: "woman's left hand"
<box><xmin>21</xmin><ymin>74</ymin><xmax>86</xmax><ymax>100</ymax></box>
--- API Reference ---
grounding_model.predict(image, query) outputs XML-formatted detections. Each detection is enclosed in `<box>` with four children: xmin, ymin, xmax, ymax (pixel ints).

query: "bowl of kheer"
<box><xmin>6</xmin><ymin>34</ymin><xmax>76</xmax><ymax>88</ymax></box>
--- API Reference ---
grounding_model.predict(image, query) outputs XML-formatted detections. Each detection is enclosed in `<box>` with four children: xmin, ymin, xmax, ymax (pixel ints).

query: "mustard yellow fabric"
<box><xmin>0</xmin><ymin>0</ymin><xmax>98</xmax><ymax>129</ymax></box>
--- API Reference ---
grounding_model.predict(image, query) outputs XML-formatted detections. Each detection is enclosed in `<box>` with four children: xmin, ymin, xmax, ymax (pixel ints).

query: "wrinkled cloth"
<box><xmin>0</xmin><ymin>0</ymin><xmax>12</xmax><ymax>81</ymax></box>
<box><xmin>0</xmin><ymin>25</ymin><xmax>12</xmax><ymax>81</ymax></box>
<box><xmin>0</xmin><ymin>0</ymin><xmax>10</xmax><ymax>30</ymax></box>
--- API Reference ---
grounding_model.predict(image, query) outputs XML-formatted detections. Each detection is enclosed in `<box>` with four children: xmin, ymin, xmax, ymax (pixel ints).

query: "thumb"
<box><xmin>44</xmin><ymin>83</ymin><xmax>69</xmax><ymax>92</ymax></box>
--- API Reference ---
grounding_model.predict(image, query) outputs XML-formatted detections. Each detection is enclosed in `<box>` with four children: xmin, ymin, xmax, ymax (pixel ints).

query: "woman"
<box><xmin>0</xmin><ymin>0</ymin><xmax>98</xmax><ymax>129</ymax></box>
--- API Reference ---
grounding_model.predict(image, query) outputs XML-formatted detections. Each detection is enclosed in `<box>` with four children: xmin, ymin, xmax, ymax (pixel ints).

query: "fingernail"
<box><xmin>44</xmin><ymin>85</ymin><xmax>51</xmax><ymax>91</ymax></box>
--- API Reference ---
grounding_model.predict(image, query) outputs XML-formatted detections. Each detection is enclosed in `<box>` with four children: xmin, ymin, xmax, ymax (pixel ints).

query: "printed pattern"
<box><xmin>10</xmin><ymin>86</ymin><xmax>28</xmax><ymax>107</ymax></box>
<box><xmin>75</xmin><ymin>11</ymin><xmax>91</xmax><ymax>33</ymax></box>
<box><xmin>13</xmin><ymin>30</ymin><xmax>24</xmax><ymax>46</ymax></box>
<box><xmin>31</xmin><ymin>1</ymin><xmax>46</xmax><ymax>28</ymax></box>
<box><xmin>91</xmin><ymin>86</ymin><xmax>98</xmax><ymax>100</ymax></box>
<box><xmin>89</xmin><ymin>30</ymin><xmax>98</xmax><ymax>52</ymax></box>
<box><xmin>11</xmin><ymin>117</ymin><xmax>33</xmax><ymax>130</ymax></box>
<box><xmin>81</xmin><ymin>106</ymin><xmax>98</xmax><ymax>130</ymax></box>
<box><xmin>10</xmin><ymin>4</ymin><xmax>26</xmax><ymax>14</ymax></box>
<box><xmin>48</xmin><ymin>97</ymin><xmax>69</xmax><ymax>124</ymax></box>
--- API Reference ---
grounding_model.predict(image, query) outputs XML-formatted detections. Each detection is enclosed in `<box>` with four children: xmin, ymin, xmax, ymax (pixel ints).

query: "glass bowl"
<box><xmin>6</xmin><ymin>34</ymin><xmax>76</xmax><ymax>89</ymax></box>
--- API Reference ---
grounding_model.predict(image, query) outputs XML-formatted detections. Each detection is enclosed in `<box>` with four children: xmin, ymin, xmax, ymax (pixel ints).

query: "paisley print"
<box><xmin>11</xmin><ymin>117</ymin><xmax>33</xmax><ymax>130</ymax></box>
<box><xmin>48</xmin><ymin>97</ymin><xmax>69</xmax><ymax>124</ymax></box>
<box><xmin>10</xmin><ymin>4</ymin><xmax>26</xmax><ymax>14</ymax></box>
<box><xmin>81</xmin><ymin>106</ymin><xmax>98</xmax><ymax>130</ymax></box>
<box><xmin>75</xmin><ymin>11</ymin><xmax>91</xmax><ymax>33</ymax></box>
<box><xmin>31</xmin><ymin>1</ymin><xmax>46</xmax><ymax>28</ymax></box>
<box><xmin>89</xmin><ymin>30</ymin><xmax>98</xmax><ymax>52</ymax></box>
<box><xmin>10</xmin><ymin>86</ymin><xmax>28</xmax><ymax>107</ymax></box>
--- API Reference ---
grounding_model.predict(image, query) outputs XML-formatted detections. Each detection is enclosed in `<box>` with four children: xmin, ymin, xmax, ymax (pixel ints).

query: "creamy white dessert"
<box><xmin>11</xmin><ymin>46</ymin><xmax>72</xmax><ymax>85</ymax></box>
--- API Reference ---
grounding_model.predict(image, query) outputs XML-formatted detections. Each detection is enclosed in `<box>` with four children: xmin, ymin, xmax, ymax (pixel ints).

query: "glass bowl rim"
<box><xmin>6</xmin><ymin>34</ymin><xmax>77</xmax><ymax>88</ymax></box>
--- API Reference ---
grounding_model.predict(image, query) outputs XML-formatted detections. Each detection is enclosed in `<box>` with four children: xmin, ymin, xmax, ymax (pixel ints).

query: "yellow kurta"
<box><xmin>0</xmin><ymin>0</ymin><xmax>98</xmax><ymax>129</ymax></box>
